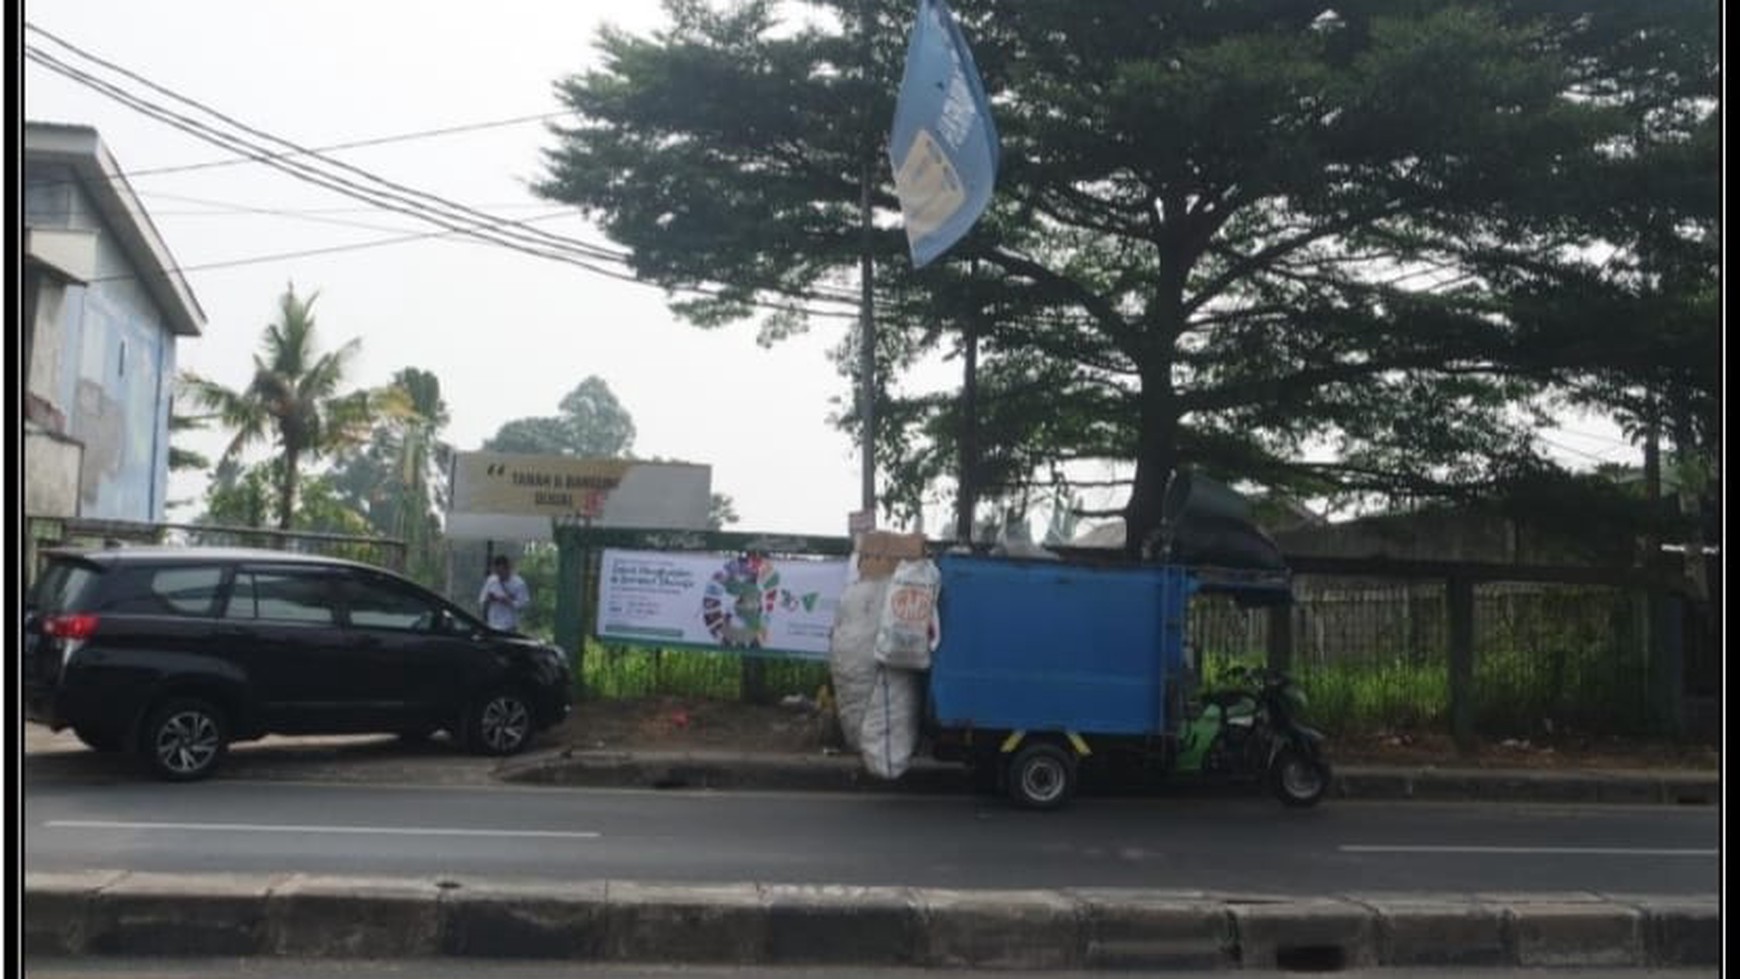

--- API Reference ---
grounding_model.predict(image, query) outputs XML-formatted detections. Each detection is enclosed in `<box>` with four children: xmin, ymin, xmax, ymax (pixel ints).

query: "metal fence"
<box><xmin>24</xmin><ymin>516</ymin><xmax>408</xmax><ymax>583</ymax></box>
<box><xmin>570</xmin><ymin>571</ymin><xmax>1664</xmax><ymax>741</ymax></box>
<box><xmin>581</xmin><ymin>643</ymin><xmax>832</xmax><ymax>702</ymax></box>
<box><xmin>1189</xmin><ymin>577</ymin><xmax>1655</xmax><ymax>739</ymax></box>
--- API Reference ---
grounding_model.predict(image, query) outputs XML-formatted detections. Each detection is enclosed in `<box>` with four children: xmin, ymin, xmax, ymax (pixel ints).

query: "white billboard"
<box><xmin>446</xmin><ymin>452</ymin><xmax>710</xmax><ymax>541</ymax></box>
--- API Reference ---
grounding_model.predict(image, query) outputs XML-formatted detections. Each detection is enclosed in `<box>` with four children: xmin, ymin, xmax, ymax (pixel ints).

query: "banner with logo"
<box><xmin>888</xmin><ymin>0</ymin><xmax>1000</xmax><ymax>267</ymax></box>
<box><xmin>597</xmin><ymin>550</ymin><xmax>850</xmax><ymax>659</ymax></box>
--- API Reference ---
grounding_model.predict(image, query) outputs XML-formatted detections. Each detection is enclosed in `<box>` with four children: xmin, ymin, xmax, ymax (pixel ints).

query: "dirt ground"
<box><xmin>549</xmin><ymin>695</ymin><xmax>1721</xmax><ymax>772</ymax></box>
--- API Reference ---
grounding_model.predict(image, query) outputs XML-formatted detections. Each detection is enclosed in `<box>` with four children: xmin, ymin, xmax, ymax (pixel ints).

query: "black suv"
<box><xmin>23</xmin><ymin>546</ymin><xmax>572</xmax><ymax>781</ymax></box>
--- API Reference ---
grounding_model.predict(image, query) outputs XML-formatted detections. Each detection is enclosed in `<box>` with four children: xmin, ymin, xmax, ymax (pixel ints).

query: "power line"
<box><xmin>26</xmin><ymin>111</ymin><xmax>573</xmax><ymax>190</ymax></box>
<box><xmin>88</xmin><ymin>214</ymin><xmax>592</xmax><ymax>281</ymax></box>
<box><xmin>26</xmin><ymin>25</ymin><xmax>632</xmax><ymax>266</ymax></box>
<box><xmin>121</xmin><ymin>112</ymin><xmax>573</xmax><ymax>179</ymax></box>
<box><xmin>24</xmin><ymin>53</ymin><xmax>858</xmax><ymax>317</ymax></box>
<box><xmin>139</xmin><ymin>193</ymin><xmax>568</xmax><ymax>216</ymax></box>
<box><xmin>123</xmin><ymin>187</ymin><xmax>586</xmax><ymax>239</ymax></box>
<box><xmin>24</xmin><ymin>24</ymin><xmax>861</xmax><ymax>316</ymax></box>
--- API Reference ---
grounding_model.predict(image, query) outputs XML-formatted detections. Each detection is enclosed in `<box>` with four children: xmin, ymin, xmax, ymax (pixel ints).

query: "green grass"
<box><xmin>576</xmin><ymin>640</ymin><xmax>830</xmax><ymax>702</ymax></box>
<box><xmin>1199</xmin><ymin>644</ymin><xmax>1652</xmax><ymax>738</ymax></box>
<box><xmin>574</xmin><ymin>633</ymin><xmax>1656</xmax><ymax>740</ymax></box>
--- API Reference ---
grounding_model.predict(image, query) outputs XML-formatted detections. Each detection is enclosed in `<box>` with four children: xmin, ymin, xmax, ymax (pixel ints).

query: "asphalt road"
<box><xmin>21</xmin><ymin>776</ymin><xmax>1719</xmax><ymax>895</ymax></box>
<box><xmin>17</xmin><ymin>960</ymin><xmax>1724</xmax><ymax>979</ymax></box>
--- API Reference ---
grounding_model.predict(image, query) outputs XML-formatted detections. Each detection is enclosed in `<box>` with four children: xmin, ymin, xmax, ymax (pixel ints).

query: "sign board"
<box><xmin>447</xmin><ymin>453</ymin><xmax>710</xmax><ymax>541</ymax></box>
<box><xmin>848</xmin><ymin>509</ymin><xmax>875</xmax><ymax>535</ymax></box>
<box><xmin>597</xmin><ymin>549</ymin><xmax>850</xmax><ymax>659</ymax></box>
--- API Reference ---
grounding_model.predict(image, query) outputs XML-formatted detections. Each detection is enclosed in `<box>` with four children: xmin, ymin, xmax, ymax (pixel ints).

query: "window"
<box><xmin>342</xmin><ymin>576</ymin><xmax>442</xmax><ymax>632</ymax></box>
<box><xmin>30</xmin><ymin>560</ymin><xmax>100</xmax><ymax>613</ymax></box>
<box><xmin>224</xmin><ymin>570</ymin><xmax>337</xmax><ymax>625</ymax></box>
<box><xmin>100</xmin><ymin>566</ymin><xmax>225</xmax><ymax>616</ymax></box>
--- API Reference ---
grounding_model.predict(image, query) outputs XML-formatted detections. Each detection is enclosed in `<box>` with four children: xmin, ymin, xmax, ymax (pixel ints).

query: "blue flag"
<box><xmin>888</xmin><ymin>0</ymin><xmax>999</xmax><ymax>268</ymax></box>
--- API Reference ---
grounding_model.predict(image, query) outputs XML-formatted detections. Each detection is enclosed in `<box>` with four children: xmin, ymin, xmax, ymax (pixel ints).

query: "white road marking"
<box><xmin>45</xmin><ymin>819</ymin><xmax>600</xmax><ymax>840</ymax></box>
<box><xmin>1340</xmin><ymin>844</ymin><xmax>1716</xmax><ymax>857</ymax></box>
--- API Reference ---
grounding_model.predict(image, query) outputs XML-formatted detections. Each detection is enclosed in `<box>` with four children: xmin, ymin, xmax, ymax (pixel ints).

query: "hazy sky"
<box><xmin>21</xmin><ymin>1</ymin><xmax>1638</xmax><ymax>539</ymax></box>
<box><xmin>21</xmin><ymin>0</ymin><xmax>929</xmax><ymax>538</ymax></box>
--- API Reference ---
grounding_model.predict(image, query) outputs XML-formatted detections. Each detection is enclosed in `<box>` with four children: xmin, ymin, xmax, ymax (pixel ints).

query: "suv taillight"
<box><xmin>43</xmin><ymin>613</ymin><xmax>100</xmax><ymax>640</ymax></box>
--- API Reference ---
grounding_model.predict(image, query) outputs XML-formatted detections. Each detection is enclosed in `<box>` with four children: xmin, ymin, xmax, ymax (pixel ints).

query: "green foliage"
<box><xmin>1190</xmin><ymin>581</ymin><xmax>1656</xmax><ymax>739</ymax></box>
<box><xmin>513</xmin><ymin>543</ymin><xmax>559</xmax><ymax>641</ymax></box>
<box><xmin>538</xmin><ymin>0</ymin><xmax>1718</xmax><ymax>548</ymax></box>
<box><xmin>181</xmin><ymin>283</ymin><xmax>388</xmax><ymax>531</ymax></box>
<box><xmin>167</xmin><ymin>405</ymin><xmax>212</xmax><ymax>473</ymax></box>
<box><xmin>709</xmin><ymin>492</ymin><xmax>740</xmax><ymax>529</ymax></box>
<box><xmin>329</xmin><ymin>367</ymin><xmax>453</xmax><ymax>588</ymax></box>
<box><xmin>580</xmin><ymin>641</ymin><xmax>830</xmax><ymax>702</ymax></box>
<box><xmin>484</xmin><ymin>376</ymin><xmax>636</xmax><ymax>458</ymax></box>
<box><xmin>199</xmin><ymin>458</ymin><xmax>277</xmax><ymax>529</ymax></box>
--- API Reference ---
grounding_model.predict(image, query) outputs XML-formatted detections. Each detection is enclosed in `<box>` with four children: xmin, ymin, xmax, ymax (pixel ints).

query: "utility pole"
<box><xmin>857</xmin><ymin>0</ymin><xmax>878</xmax><ymax>519</ymax></box>
<box><xmin>956</xmin><ymin>261</ymin><xmax>980</xmax><ymax>543</ymax></box>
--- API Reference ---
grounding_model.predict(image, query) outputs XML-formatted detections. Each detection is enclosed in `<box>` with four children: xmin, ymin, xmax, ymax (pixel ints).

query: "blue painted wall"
<box><xmin>26</xmin><ymin>163</ymin><xmax>178</xmax><ymax>522</ymax></box>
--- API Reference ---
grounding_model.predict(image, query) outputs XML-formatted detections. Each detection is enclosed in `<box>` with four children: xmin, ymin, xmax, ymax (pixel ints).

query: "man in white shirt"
<box><xmin>478</xmin><ymin>555</ymin><xmax>531</xmax><ymax>632</ymax></box>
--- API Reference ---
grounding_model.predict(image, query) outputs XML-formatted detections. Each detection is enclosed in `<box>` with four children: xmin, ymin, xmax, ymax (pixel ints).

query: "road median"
<box><xmin>25</xmin><ymin>871</ymin><xmax>1719</xmax><ymax>969</ymax></box>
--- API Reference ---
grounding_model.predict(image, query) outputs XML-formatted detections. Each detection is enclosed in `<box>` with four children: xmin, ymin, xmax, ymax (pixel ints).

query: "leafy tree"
<box><xmin>330</xmin><ymin>367</ymin><xmax>455</xmax><ymax>586</ymax></box>
<box><xmin>167</xmin><ymin>404</ymin><xmax>212</xmax><ymax>474</ymax></box>
<box><xmin>709</xmin><ymin>492</ymin><xmax>740</xmax><ymax>529</ymax></box>
<box><xmin>198</xmin><ymin>457</ymin><xmax>275</xmax><ymax>529</ymax></box>
<box><xmin>181</xmin><ymin>284</ymin><xmax>386</xmax><ymax>531</ymax></box>
<box><xmin>537</xmin><ymin>0</ymin><xmax>1718</xmax><ymax>552</ymax></box>
<box><xmin>514</xmin><ymin>543</ymin><xmax>559</xmax><ymax>640</ymax></box>
<box><xmin>484</xmin><ymin>376</ymin><xmax>637</xmax><ymax>457</ymax></box>
<box><xmin>486</xmin><ymin>375</ymin><xmax>740</xmax><ymax>528</ymax></box>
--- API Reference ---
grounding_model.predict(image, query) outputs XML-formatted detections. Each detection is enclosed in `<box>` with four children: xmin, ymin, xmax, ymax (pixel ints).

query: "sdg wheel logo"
<box><xmin>701</xmin><ymin>554</ymin><xmax>781</xmax><ymax>648</ymax></box>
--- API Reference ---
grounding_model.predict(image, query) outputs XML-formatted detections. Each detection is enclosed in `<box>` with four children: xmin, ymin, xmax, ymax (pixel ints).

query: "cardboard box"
<box><xmin>853</xmin><ymin>530</ymin><xmax>927</xmax><ymax>579</ymax></box>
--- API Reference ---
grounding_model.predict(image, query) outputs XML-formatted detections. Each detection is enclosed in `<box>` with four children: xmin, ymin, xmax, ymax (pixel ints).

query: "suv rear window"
<box><xmin>97</xmin><ymin>565</ymin><xmax>227</xmax><ymax>617</ymax></box>
<box><xmin>29</xmin><ymin>559</ymin><xmax>102</xmax><ymax>614</ymax></box>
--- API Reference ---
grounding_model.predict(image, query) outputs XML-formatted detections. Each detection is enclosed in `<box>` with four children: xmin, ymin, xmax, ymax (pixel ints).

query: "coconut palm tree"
<box><xmin>181</xmin><ymin>284</ymin><xmax>381</xmax><ymax>531</ymax></box>
<box><xmin>382</xmin><ymin>366</ymin><xmax>452</xmax><ymax>582</ymax></box>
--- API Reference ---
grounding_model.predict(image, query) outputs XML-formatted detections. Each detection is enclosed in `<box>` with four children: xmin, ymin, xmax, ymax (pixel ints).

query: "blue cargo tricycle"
<box><xmin>923</xmin><ymin>553</ymin><xmax>1330</xmax><ymax>809</ymax></box>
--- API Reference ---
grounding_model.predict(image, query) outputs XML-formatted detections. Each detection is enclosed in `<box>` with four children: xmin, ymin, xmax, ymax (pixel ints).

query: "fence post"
<box><xmin>1266</xmin><ymin>603</ymin><xmax>1293</xmax><ymax>673</ymax></box>
<box><xmin>1647</xmin><ymin>588</ymin><xmax>1685</xmax><ymax>737</ymax></box>
<box><xmin>1447</xmin><ymin>575</ymin><xmax>1476</xmax><ymax>753</ymax></box>
<box><xmin>555</xmin><ymin>526</ymin><xmax>586</xmax><ymax>697</ymax></box>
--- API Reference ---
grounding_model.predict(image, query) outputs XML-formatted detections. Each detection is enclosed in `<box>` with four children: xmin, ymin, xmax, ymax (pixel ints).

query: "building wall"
<box><xmin>24</xmin><ymin>430</ymin><xmax>84</xmax><ymax>517</ymax></box>
<box><xmin>24</xmin><ymin>163</ymin><xmax>177</xmax><ymax>523</ymax></box>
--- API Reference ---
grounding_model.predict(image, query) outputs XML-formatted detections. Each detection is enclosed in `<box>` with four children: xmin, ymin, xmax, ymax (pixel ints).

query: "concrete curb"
<box><xmin>24</xmin><ymin>872</ymin><xmax>1720</xmax><ymax>969</ymax></box>
<box><xmin>495</xmin><ymin>749</ymin><xmax>1721</xmax><ymax>806</ymax></box>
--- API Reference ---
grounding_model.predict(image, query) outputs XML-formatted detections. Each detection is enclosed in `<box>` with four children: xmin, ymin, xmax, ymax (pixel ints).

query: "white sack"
<box><xmin>828</xmin><ymin>577</ymin><xmax>888</xmax><ymax>752</ymax></box>
<box><xmin>858</xmin><ymin>664</ymin><xmax>923</xmax><ymax>780</ymax></box>
<box><xmin>873</xmin><ymin>559</ymin><xmax>941</xmax><ymax>670</ymax></box>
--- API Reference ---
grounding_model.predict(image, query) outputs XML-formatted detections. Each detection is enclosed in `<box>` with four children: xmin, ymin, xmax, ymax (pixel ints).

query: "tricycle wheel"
<box><xmin>1268</xmin><ymin>746</ymin><xmax>1330</xmax><ymax>808</ymax></box>
<box><xmin>1007</xmin><ymin>742</ymin><xmax>1076</xmax><ymax>810</ymax></box>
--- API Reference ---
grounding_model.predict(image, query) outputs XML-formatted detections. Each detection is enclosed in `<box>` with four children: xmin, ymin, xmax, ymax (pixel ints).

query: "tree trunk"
<box><xmin>278</xmin><ymin>448</ymin><xmax>300</xmax><ymax>532</ymax></box>
<box><xmin>1123</xmin><ymin>378</ymin><xmax>1180</xmax><ymax>558</ymax></box>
